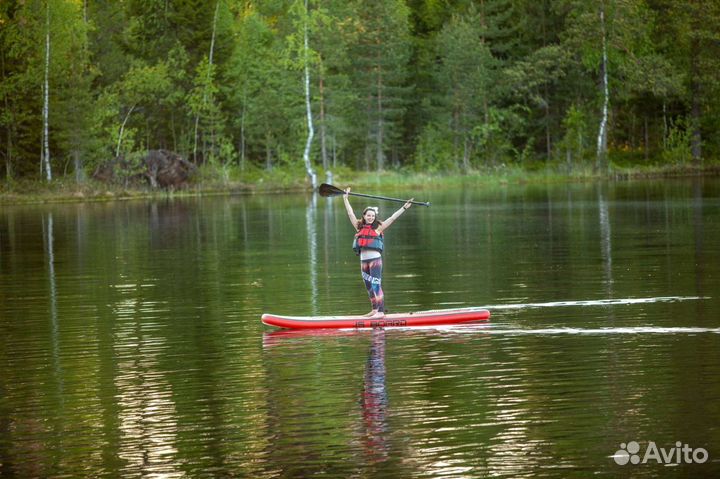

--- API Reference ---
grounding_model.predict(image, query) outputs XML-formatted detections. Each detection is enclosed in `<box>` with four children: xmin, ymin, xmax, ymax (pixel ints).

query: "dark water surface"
<box><xmin>1</xmin><ymin>179</ymin><xmax>719</xmax><ymax>478</ymax></box>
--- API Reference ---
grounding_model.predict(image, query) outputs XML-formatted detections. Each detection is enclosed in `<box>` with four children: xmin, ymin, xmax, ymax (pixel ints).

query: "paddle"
<box><xmin>319</xmin><ymin>183</ymin><xmax>431</xmax><ymax>207</ymax></box>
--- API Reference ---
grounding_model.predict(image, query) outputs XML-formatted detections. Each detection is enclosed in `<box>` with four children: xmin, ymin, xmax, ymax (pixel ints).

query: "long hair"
<box><xmin>356</xmin><ymin>218</ymin><xmax>383</xmax><ymax>230</ymax></box>
<box><xmin>357</xmin><ymin>207</ymin><xmax>383</xmax><ymax>230</ymax></box>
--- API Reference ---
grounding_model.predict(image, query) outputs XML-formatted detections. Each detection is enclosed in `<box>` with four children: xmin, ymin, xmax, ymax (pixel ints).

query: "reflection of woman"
<box><xmin>361</xmin><ymin>329</ymin><xmax>388</xmax><ymax>461</ymax></box>
<box><xmin>343</xmin><ymin>188</ymin><xmax>414</xmax><ymax>318</ymax></box>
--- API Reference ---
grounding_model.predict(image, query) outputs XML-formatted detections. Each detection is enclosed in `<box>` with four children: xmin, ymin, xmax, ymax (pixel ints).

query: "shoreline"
<box><xmin>1</xmin><ymin>164</ymin><xmax>718</xmax><ymax>206</ymax></box>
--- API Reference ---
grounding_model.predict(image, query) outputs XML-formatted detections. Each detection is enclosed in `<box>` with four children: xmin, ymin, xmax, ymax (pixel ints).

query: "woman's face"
<box><xmin>363</xmin><ymin>209</ymin><xmax>376</xmax><ymax>224</ymax></box>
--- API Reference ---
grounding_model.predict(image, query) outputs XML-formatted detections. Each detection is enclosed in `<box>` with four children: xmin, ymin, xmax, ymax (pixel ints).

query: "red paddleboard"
<box><xmin>261</xmin><ymin>307</ymin><xmax>490</xmax><ymax>329</ymax></box>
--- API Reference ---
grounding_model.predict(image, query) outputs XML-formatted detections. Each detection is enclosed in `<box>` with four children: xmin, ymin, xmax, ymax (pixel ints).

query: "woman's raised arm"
<box><xmin>376</xmin><ymin>198</ymin><xmax>413</xmax><ymax>234</ymax></box>
<box><xmin>343</xmin><ymin>188</ymin><xmax>359</xmax><ymax>231</ymax></box>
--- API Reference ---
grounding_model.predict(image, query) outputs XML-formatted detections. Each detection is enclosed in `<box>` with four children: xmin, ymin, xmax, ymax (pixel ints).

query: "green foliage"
<box><xmin>661</xmin><ymin>117</ymin><xmax>693</xmax><ymax>166</ymax></box>
<box><xmin>413</xmin><ymin>123</ymin><xmax>456</xmax><ymax>173</ymax></box>
<box><xmin>0</xmin><ymin>0</ymin><xmax>719</xmax><ymax>185</ymax></box>
<box><xmin>89</xmin><ymin>92</ymin><xmax>122</xmax><ymax>168</ymax></box>
<box><xmin>557</xmin><ymin>104</ymin><xmax>591</xmax><ymax>169</ymax></box>
<box><xmin>117</xmin><ymin>151</ymin><xmax>147</xmax><ymax>188</ymax></box>
<box><xmin>431</xmin><ymin>7</ymin><xmax>507</xmax><ymax>171</ymax></box>
<box><xmin>351</xmin><ymin>0</ymin><xmax>413</xmax><ymax>170</ymax></box>
<box><xmin>472</xmin><ymin>108</ymin><xmax>516</xmax><ymax>167</ymax></box>
<box><xmin>119</xmin><ymin>62</ymin><xmax>172</xmax><ymax>107</ymax></box>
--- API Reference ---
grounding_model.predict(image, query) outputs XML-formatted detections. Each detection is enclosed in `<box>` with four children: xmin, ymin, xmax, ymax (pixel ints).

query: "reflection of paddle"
<box><xmin>319</xmin><ymin>183</ymin><xmax>431</xmax><ymax>207</ymax></box>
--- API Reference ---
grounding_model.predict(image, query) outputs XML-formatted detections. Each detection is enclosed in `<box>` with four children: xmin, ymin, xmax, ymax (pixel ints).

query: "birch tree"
<box><xmin>301</xmin><ymin>0</ymin><xmax>317</xmax><ymax>188</ymax></box>
<box><xmin>596</xmin><ymin>2</ymin><xmax>609</xmax><ymax>172</ymax></box>
<box><xmin>563</xmin><ymin>0</ymin><xmax>661</xmax><ymax>172</ymax></box>
<box><xmin>1</xmin><ymin>0</ymin><xmax>85</xmax><ymax>180</ymax></box>
<box><xmin>285</xmin><ymin>0</ymin><xmax>318</xmax><ymax>185</ymax></box>
<box><xmin>41</xmin><ymin>0</ymin><xmax>51</xmax><ymax>181</ymax></box>
<box><xmin>193</xmin><ymin>1</ymin><xmax>220</xmax><ymax>163</ymax></box>
<box><xmin>3</xmin><ymin>0</ymin><xmax>720</xmax><ymax>182</ymax></box>
<box><xmin>115</xmin><ymin>63</ymin><xmax>171</xmax><ymax>157</ymax></box>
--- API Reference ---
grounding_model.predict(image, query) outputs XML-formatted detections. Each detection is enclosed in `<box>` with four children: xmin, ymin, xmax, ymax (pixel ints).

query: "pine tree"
<box><xmin>351</xmin><ymin>0</ymin><xmax>412</xmax><ymax>171</ymax></box>
<box><xmin>654</xmin><ymin>0</ymin><xmax>720</xmax><ymax>164</ymax></box>
<box><xmin>308</xmin><ymin>0</ymin><xmax>361</xmax><ymax>171</ymax></box>
<box><xmin>434</xmin><ymin>10</ymin><xmax>498</xmax><ymax>170</ymax></box>
<box><xmin>53</xmin><ymin>0</ymin><xmax>98</xmax><ymax>182</ymax></box>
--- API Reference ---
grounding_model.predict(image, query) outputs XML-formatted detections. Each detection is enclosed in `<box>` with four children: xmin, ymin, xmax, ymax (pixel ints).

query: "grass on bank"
<box><xmin>1</xmin><ymin>159</ymin><xmax>718</xmax><ymax>205</ymax></box>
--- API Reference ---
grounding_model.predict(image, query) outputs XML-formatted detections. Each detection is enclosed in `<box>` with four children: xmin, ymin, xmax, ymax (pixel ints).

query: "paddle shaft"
<box><xmin>318</xmin><ymin>183</ymin><xmax>431</xmax><ymax>207</ymax></box>
<box><xmin>345</xmin><ymin>191</ymin><xmax>430</xmax><ymax>207</ymax></box>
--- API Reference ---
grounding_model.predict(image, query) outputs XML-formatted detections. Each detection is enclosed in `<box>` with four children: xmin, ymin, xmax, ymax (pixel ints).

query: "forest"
<box><xmin>1</xmin><ymin>0</ymin><xmax>719</xmax><ymax>188</ymax></box>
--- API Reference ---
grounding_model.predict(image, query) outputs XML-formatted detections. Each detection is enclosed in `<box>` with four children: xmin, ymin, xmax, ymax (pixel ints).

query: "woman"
<box><xmin>343</xmin><ymin>187</ymin><xmax>414</xmax><ymax>319</ymax></box>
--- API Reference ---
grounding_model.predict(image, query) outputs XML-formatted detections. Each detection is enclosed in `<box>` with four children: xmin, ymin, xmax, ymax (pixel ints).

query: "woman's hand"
<box><xmin>343</xmin><ymin>187</ymin><xmax>358</xmax><ymax>229</ymax></box>
<box><xmin>403</xmin><ymin>198</ymin><xmax>414</xmax><ymax>210</ymax></box>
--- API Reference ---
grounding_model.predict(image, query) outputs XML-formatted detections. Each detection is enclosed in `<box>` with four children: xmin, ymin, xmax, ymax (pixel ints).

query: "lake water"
<box><xmin>1</xmin><ymin>179</ymin><xmax>719</xmax><ymax>477</ymax></box>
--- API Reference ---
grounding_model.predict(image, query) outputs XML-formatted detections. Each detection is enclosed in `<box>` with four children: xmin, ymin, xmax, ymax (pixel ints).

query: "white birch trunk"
<box><xmin>596</xmin><ymin>4</ymin><xmax>609</xmax><ymax>172</ymax></box>
<box><xmin>194</xmin><ymin>1</ymin><xmax>220</xmax><ymax>163</ymax></box>
<box><xmin>239</xmin><ymin>88</ymin><xmax>246</xmax><ymax>171</ymax></box>
<box><xmin>319</xmin><ymin>75</ymin><xmax>328</xmax><ymax>171</ymax></box>
<box><xmin>42</xmin><ymin>0</ymin><xmax>52</xmax><ymax>181</ymax></box>
<box><xmin>116</xmin><ymin>103</ymin><xmax>136</xmax><ymax>157</ymax></box>
<box><xmin>376</xmin><ymin>69</ymin><xmax>384</xmax><ymax>171</ymax></box>
<box><xmin>208</xmin><ymin>4</ymin><xmax>219</xmax><ymax>93</ymax></box>
<box><xmin>302</xmin><ymin>0</ymin><xmax>317</xmax><ymax>189</ymax></box>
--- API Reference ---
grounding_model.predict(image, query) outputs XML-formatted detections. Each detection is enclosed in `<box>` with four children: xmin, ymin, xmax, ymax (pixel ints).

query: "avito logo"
<box><xmin>613</xmin><ymin>441</ymin><xmax>709</xmax><ymax>466</ymax></box>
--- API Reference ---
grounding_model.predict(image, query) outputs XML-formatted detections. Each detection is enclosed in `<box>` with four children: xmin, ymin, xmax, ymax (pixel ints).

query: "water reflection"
<box><xmin>261</xmin><ymin>328</ymin><xmax>393</xmax><ymax>470</ymax></box>
<box><xmin>1</xmin><ymin>180</ymin><xmax>719</xmax><ymax>478</ymax></box>
<box><xmin>360</xmin><ymin>329</ymin><xmax>389</xmax><ymax>462</ymax></box>
<box><xmin>111</xmin><ymin>282</ymin><xmax>181</xmax><ymax>477</ymax></box>
<box><xmin>692</xmin><ymin>178</ymin><xmax>707</xmax><ymax>306</ymax></box>
<box><xmin>307</xmin><ymin>194</ymin><xmax>318</xmax><ymax>315</ymax></box>
<box><xmin>597</xmin><ymin>186</ymin><xmax>613</xmax><ymax>296</ymax></box>
<box><xmin>42</xmin><ymin>212</ymin><xmax>63</xmax><ymax>404</ymax></box>
<box><xmin>42</xmin><ymin>212</ymin><xmax>58</xmax><ymax>332</ymax></box>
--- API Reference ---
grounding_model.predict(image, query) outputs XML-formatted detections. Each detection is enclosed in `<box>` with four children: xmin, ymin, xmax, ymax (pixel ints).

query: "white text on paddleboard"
<box><xmin>355</xmin><ymin>319</ymin><xmax>407</xmax><ymax>328</ymax></box>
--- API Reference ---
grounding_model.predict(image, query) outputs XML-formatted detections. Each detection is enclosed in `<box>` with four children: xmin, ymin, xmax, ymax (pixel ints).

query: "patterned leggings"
<box><xmin>361</xmin><ymin>257</ymin><xmax>385</xmax><ymax>312</ymax></box>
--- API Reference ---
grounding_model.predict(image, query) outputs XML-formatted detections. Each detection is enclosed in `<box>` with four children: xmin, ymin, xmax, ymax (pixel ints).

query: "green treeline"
<box><xmin>1</xmin><ymin>0</ymin><xmax>719</xmax><ymax>184</ymax></box>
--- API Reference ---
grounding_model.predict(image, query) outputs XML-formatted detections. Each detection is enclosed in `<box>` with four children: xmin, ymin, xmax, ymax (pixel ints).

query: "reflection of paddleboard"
<box><xmin>261</xmin><ymin>307</ymin><xmax>490</xmax><ymax>329</ymax></box>
<box><xmin>261</xmin><ymin>329</ymin><xmax>362</xmax><ymax>348</ymax></box>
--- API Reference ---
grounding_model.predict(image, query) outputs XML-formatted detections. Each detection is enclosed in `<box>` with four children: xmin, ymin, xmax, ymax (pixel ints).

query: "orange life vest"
<box><xmin>352</xmin><ymin>223</ymin><xmax>384</xmax><ymax>255</ymax></box>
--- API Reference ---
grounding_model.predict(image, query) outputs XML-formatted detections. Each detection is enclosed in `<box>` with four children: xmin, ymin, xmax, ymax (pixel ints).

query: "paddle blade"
<box><xmin>319</xmin><ymin>183</ymin><xmax>344</xmax><ymax>197</ymax></box>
